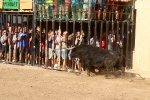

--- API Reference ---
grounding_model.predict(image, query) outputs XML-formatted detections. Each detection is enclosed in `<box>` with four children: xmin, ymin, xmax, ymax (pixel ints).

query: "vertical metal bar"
<box><xmin>121</xmin><ymin>21</ymin><xmax>124</xmax><ymax>54</ymax></box>
<box><xmin>80</xmin><ymin>20</ymin><xmax>83</xmax><ymax>35</ymax></box>
<box><xmin>32</xmin><ymin>0</ymin><xmax>37</xmax><ymax>66</ymax></box>
<box><xmin>131</xmin><ymin>22</ymin><xmax>134</xmax><ymax>68</ymax></box>
<box><xmin>87</xmin><ymin>0</ymin><xmax>91</xmax><ymax>45</ymax></box>
<box><xmin>66</xmin><ymin>20</ymin><xmax>68</xmax><ymax>68</ymax></box>
<box><xmin>0</xmin><ymin>14</ymin><xmax>1</xmax><ymax>53</ymax></box>
<box><xmin>112</xmin><ymin>0</ymin><xmax>115</xmax><ymax>21</ymax></box>
<box><xmin>94</xmin><ymin>20</ymin><xmax>97</xmax><ymax>46</ymax></box>
<box><xmin>16</xmin><ymin>15</ymin><xmax>18</xmax><ymax>62</ymax></box>
<box><xmin>126</xmin><ymin>21</ymin><xmax>129</xmax><ymax>68</ymax></box>
<box><xmin>39</xmin><ymin>20</ymin><xmax>42</xmax><ymax>67</ymax></box>
<box><xmin>87</xmin><ymin>20</ymin><xmax>91</xmax><ymax>45</ymax></box>
<box><xmin>130</xmin><ymin>0</ymin><xmax>135</xmax><ymax>68</ymax></box>
<box><xmin>100</xmin><ymin>21</ymin><xmax>103</xmax><ymax>48</ymax></box>
<box><xmin>5</xmin><ymin>14</ymin><xmax>8</xmax><ymax>61</ymax></box>
<box><xmin>52</xmin><ymin>19</ymin><xmax>55</xmax><ymax>68</ymax></box>
<box><xmin>26</xmin><ymin>15</ymin><xmax>29</xmax><ymax>64</ymax></box>
<box><xmin>112</xmin><ymin>21</ymin><xmax>114</xmax><ymax>51</ymax></box>
<box><xmin>0</xmin><ymin>14</ymin><xmax>1</xmax><ymax>52</ymax></box>
<box><xmin>20</xmin><ymin>15</ymin><xmax>23</xmax><ymax>63</ymax></box>
<box><xmin>32</xmin><ymin>14</ymin><xmax>36</xmax><ymax>66</ymax></box>
<box><xmin>116</xmin><ymin>21</ymin><xmax>119</xmax><ymax>52</ymax></box>
<box><xmin>72</xmin><ymin>21</ymin><xmax>75</xmax><ymax>70</ymax></box>
<box><xmin>106</xmin><ymin>21</ymin><xmax>109</xmax><ymax>50</ymax></box>
<box><xmin>45</xmin><ymin>19</ymin><xmax>48</xmax><ymax>68</ymax></box>
<box><xmin>9</xmin><ymin>15</ymin><xmax>13</xmax><ymax>62</ymax></box>
<box><xmin>58</xmin><ymin>20</ymin><xmax>61</xmax><ymax>69</ymax></box>
<box><xmin>0</xmin><ymin>14</ymin><xmax>1</xmax><ymax>30</ymax></box>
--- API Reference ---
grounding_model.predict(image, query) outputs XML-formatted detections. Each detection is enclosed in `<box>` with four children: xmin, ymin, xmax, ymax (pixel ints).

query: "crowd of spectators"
<box><xmin>36</xmin><ymin>0</ymin><xmax>132</xmax><ymax>21</ymax></box>
<box><xmin>0</xmin><ymin>22</ymin><xmax>128</xmax><ymax>72</ymax></box>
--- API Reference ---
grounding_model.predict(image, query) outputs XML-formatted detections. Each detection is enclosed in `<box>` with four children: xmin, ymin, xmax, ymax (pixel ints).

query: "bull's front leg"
<box><xmin>103</xmin><ymin>60</ymin><xmax>112</xmax><ymax>78</ymax></box>
<box><xmin>85</xmin><ymin>61</ymin><xmax>91</xmax><ymax>76</ymax></box>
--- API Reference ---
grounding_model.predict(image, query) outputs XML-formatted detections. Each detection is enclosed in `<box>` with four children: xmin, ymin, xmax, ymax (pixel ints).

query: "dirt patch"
<box><xmin>0</xmin><ymin>63</ymin><xmax>150</xmax><ymax>100</ymax></box>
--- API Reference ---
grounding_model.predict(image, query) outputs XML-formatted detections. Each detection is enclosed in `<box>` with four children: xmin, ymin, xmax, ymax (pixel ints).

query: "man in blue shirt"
<box><xmin>0</xmin><ymin>29</ymin><xmax>8</xmax><ymax>59</ymax></box>
<box><xmin>18</xmin><ymin>27</ymin><xmax>27</xmax><ymax>62</ymax></box>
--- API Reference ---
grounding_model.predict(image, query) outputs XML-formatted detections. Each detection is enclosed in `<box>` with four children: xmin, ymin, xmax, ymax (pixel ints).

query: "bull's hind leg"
<box><xmin>103</xmin><ymin>60</ymin><xmax>115</xmax><ymax>78</ymax></box>
<box><xmin>121</xmin><ymin>66</ymin><xmax>125</xmax><ymax>78</ymax></box>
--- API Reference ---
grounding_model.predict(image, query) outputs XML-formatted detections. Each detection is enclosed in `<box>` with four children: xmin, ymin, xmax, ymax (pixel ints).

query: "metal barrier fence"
<box><xmin>0</xmin><ymin>0</ymin><xmax>135</xmax><ymax>71</ymax></box>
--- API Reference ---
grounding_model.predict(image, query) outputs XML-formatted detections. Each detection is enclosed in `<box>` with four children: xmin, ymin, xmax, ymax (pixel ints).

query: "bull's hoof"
<box><xmin>87</xmin><ymin>73</ymin><xmax>90</xmax><ymax>77</ymax></box>
<box><xmin>90</xmin><ymin>73</ymin><xmax>96</xmax><ymax>77</ymax></box>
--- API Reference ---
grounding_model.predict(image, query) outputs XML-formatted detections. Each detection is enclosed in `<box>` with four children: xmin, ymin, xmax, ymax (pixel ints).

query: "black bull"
<box><xmin>68</xmin><ymin>44</ymin><xmax>125</xmax><ymax>77</ymax></box>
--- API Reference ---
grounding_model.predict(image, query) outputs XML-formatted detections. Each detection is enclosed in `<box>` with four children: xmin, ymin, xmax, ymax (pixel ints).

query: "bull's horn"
<box><xmin>66</xmin><ymin>46</ymin><xmax>75</xmax><ymax>50</ymax></box>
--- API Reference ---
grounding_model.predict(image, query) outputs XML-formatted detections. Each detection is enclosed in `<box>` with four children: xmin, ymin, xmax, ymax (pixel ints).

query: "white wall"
<box><xmin>133</xmin><ymin>0</ymin><xmax>150</xmax><ymax>71</ymax></box>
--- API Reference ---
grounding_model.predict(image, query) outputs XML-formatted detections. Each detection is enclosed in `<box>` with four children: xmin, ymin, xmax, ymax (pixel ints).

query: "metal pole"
<box><xmin>121</xmin><ymin>21</ymin><xmax>124</xmax><ymax>55</ymax></box>
<box><xmin>87</xmin><ymin>0</ymin><xmax>91</xmax><ymax>45</ymax></box>
<box><xmin>58</xmin><ymin>20</ymin><xmax>61</xmax><ymax>69</ymax></box>
<box><xmin>100</xmin><ymin>21</ymin><xmax>103</xmax><ymax>48</ymax></box>
<box><xmin>9</xmin><ymin>15</ymin><xmax>13</xmax><ymax>62</ymax></box>
<box><xmin>5</xmin><ymin>14</ymin><xmax>7</xmax><ymax>61</ymax></box>
<box><xmin>112</xmin><ymin>0</ymin><xmax>114</xmax><ymax>22</ymax></box>
<box><xmin>16</xmin><ymin>15</ymin><xmax>18</xmax><ymax>62</ymax></box>
<box><xmin>66</xmin><ymin>20</ymin><xmax>68</xmax><ymax>68</ymax></box>
<box><xmin>94</xmin><ymin>20</ymin><xmax>97</xmax><ymax>46</ymax></box>
<box><xmin>126</xmin><ymin>21</ymin><xmax>129</xmax><ymax>68</ymax></box>
<box><xmin>32</xmin><ymin>1</ymin><xmax>36</xmax><ymax>66</ymax></box>
<box><xmin>45</xmin><ymin>19</ymin><xmax>48</xmax><ymax>68</ymax></box>
<box><xmin>130</xmin><ymin>0</ymin><xmax>135</xmax><ymax>68</ymax></box>
<box><xmin>116</xmin><ymin>21</ymin><xmax>119</xmax><ymax>52</ymax></box>
<box><xmin>52</xmin><ymin>19</ymin><xmax>55</xmax><ymax>68</ymax></box>
<box><xmin>39</xmin><ymin>20</ymin><xmax>42</xmax><ymax>67</ymax></box>
<box><xmin>26</xmin><ymin>15</ymin><xmax>29</xmax><ymax>64</ymax></box>
<box><xmin>80</xmin><ymin>20</ymin><xmax>83</xmax><ymax>35</ymax></box>
<box><xmin>106</xmin><ymin>21</ymin><xmax>109</xmax><ymax>50</ymax></box>
<box><xmin>72</xmin><ymin>21</ymin><xmax>75</xmax><ymax>70</ymax></box>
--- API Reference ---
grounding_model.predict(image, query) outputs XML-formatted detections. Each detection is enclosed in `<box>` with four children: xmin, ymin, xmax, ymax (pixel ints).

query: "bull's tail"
<box><xmin>136</xmin><ymin>74</ymin><xmax>145</xmax><ymax>80</ymax></box>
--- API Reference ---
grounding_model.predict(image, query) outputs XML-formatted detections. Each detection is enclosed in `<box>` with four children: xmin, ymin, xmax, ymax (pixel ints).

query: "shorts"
<box><xmin>0</xmin><ymin>45</ymin><xmax>6</xmax><ymax>53</ymax></box>
<box><xmin>61</xmin><ymin>50</ymin><xmax>66</xmax><ymax>59</ymax></box>
<box><xmin>55</xmin><ymin>49</ymin><xmax>60</xmax><ymax>57</ymax></box>
<box><xmin>42</xmin><ymin>45</ymin><xmax>45</xmax><ymax>52</ymax></box>
<box><xmin>35</xmin><ymin>46</ymin><xmax>39</xmax><ymax>55</ymax></box>
<box><xmin>68</xmin><ymin>50</ymin><xmax>72</xmax><ymax>59</ymax></box>
<box><xmin>83</xmin><ymin>4</ymin><xmax>88</xmax><ymax>9</ymax></box>
<box><xmin>92</xmin><ymin>3</ymin><xmax>96</xmax><ymax>12</ymax></box>
<box><xmin>29</xmin><ymin>46</ymin><xmax>32</xmax><ymax>55</ymax></box>
<box><xmin>19</xmin><ymin>46</ymin><xmax>26</xmax><ymax>53</ymax></box>
<box><xmin>48</xmin><ymin>48</ymin><xmax>55</xmax><ymax>59</ymax></box>
<box><xmin>75</xmin><ymin>58</ymin><xmax>80</xmax><ymax>61</ymax></box>
<box><xmin>71</xmin><ymin>4</ymin><xmax>77</xmax><ymax>11</ymax></box>
<box><xmin>49</xmin><ymin>6</ymin><xmax>54</xmax><ymax>10</ymax></box>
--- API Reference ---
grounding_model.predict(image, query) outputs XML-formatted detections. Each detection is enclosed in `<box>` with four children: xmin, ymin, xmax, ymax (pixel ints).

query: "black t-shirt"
<box><xmin>48</xmin><ymin>37</ymin><xmax>52</xmax><ymax>48</ymax></box>
<box><xmin>35</xmin><ymin>31</ymin><xmax>40</xmax><ymax>46</ymax></box>
<box><xmin>28</xmin><ymin>33</ymin><xmax>32</xmax><ymax>47</ymax></box>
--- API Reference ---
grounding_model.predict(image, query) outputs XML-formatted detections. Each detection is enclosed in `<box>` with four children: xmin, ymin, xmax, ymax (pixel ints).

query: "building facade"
<box><xmin>133</xmin><ymin>0</ymin><xmax>150</xmax><ymax>71</ymax></box>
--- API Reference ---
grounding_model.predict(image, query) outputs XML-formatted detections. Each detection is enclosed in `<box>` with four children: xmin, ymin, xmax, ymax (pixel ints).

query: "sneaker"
<box><xmin>5</xmin><ymin>60</ymin><xmax>9</xmax><ymax>64</ymax></box>
<box><xmin>53</xmin><ymin>64</ymin><xmax>58</xmax><ymax>69</ymax></box>
<box><xmin>12</xmin><ymin>59</ymin><xmax>15</xmax><ymax>62</ymax></box>
<box><xmin>67</xmin><ymin>69</ymin><xmax>73</xmax><ymax>72</ymax></box>
<box><xmin>61</xmin><ymin>68</ymin><xmax>65</xmax><ymax>71</ymax></box>
<box><xmin>74</xmin><ymin>69</ymin><xmax>79</xmax><ymax>72</ymax></box>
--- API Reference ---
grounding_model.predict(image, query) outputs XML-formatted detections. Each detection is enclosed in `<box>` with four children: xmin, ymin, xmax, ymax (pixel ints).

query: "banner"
<box><xmin>3</xmin><ymin>0</ymin><xmax>18</xmax><ymax>9</ymax></box>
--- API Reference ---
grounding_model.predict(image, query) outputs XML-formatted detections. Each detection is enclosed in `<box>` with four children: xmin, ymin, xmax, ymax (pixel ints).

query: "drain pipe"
<box><xmin>138</xmin><ymin>0</ymin><xmax>143</xmax><ymax>70</ymax></box>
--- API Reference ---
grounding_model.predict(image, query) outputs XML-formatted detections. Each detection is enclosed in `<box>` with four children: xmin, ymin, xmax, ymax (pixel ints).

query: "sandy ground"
<box><xmin>1</xmin><ymin>63</ymin><xmax>150</xmax><ymax>100</ymax></box>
